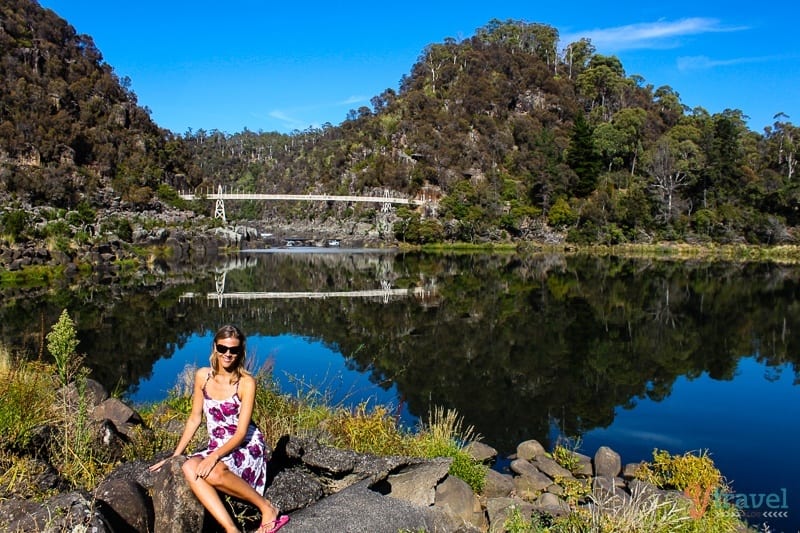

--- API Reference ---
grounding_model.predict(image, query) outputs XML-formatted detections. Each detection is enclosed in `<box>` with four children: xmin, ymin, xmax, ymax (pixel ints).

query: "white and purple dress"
<box><xmin>193</xmin><ymin>373</ymin><xmax>268</xmax><ymax>494</ymax></box>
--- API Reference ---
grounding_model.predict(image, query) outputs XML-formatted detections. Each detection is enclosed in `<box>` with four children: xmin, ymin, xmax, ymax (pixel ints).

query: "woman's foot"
<box><xmin>257</xmin><ymin>514</ymin><xmax>290</xmax><ymax>533</ymax></box>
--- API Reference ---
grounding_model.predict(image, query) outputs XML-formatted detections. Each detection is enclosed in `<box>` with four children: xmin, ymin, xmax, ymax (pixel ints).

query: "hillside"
<box><xmin>2</xmin><ymin>1</ymin><xmax>800</xmax><ymax>247</ymax></box>
<box><xmin>0</xmin><ymin>0</ymin><xmax>199</xmax><ymax>209</ymax></box>
<box><xmin>183</xmin><ymin>20</ymin><xmax>800</xmax><ymax>245</ymax></box>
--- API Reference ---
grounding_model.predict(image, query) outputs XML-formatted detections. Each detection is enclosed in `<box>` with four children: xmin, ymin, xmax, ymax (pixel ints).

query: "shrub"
<box><xmin>634</xmin><ymin>449</ymin><xmax>743</xmax><ymax>526</ymax></box>
<box><xmin>547</xmin><ymin>197</ymin><xmax>578</xmax><ymax>228</ymax></box>
<box><xmin>46</xmin><ymin>309</ymin><xmax>82</xmax><ymax>385</ymax></box>
<box><xmin>1</xmin><ymin>209</ymin><xmax>28</xmax><ymax>242</ymax></box>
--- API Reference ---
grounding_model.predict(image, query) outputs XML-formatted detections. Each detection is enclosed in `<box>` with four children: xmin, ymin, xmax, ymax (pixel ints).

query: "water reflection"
<box><xmin>2</xmin><ymin>250</ymin><xmax>799</xmax><ymax>530</ymax></box>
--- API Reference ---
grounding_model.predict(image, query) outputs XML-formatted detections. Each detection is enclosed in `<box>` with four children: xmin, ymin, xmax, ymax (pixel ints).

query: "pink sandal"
<box><xmin>258</xmin><ymin>514</ymin><xmax>290</xmax><ymax>533</ymax></box>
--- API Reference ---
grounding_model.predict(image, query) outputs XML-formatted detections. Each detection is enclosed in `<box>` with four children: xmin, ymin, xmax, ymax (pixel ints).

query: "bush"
<box><xmin>635</xmin><ymin>449</ymin><xmax>743</xmax><ymax>526</ymax></box>
<box><xmin>547</xmin><ymin>197</ymin><xmax>578</xmax><ymax>228</ymax></box>
<box><xmin>1</xmin><ymin>209</ymin><xmax>28</xmax><ymax>242</ymax></box>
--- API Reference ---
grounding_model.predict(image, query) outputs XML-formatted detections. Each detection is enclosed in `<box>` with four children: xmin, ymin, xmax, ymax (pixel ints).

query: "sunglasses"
<box><xmin>215</xmin><ymin>343</ymin><xmax>243</xmax><ymax>355</ymax></box>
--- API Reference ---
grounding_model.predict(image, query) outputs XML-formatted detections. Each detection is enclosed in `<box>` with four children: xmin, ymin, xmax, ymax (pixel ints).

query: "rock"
<box><xmin>91</xmin><ymin>397</ymin><xmax>143</xmax><ymax>438</ymax></box>
<box><xmin>573</xmin><ymin>452</ymin><xmax>594</xmax><ymax>477</ymax></box>
<box><xmin>509</xmin><ymin>458</ymin><xmax>541</xmax><ymax>479</ymax></box>
<box><xmin>94</xmin><ymin>476</ymin><xmax>154</xmax><ymax>532</ymax></box>
<box><xmin>265</xmin><ymin>468</ymin><xmax>325</xmax><ymax>513</ymax></box>
<box><xmin>285</xmin><ymin>479</ymin><xmax>435</xmax><ymax>533</ymax></box>
<box><xmin>482</xmin><ymin>469</ymin><xmax>514</xmax><ymax>499</ymax></box>
<box><xmin>434</xmin><ymin>475</ymin><xmax>487</xmax><ymax>531</ymax></box>
<box><xmin>532</xmin><ymin>455</ymin><xmax>573</xmax><ymax>480</ymax></box>
<box><xmin>533</xmin><ymin>492</ymin><xmax>571</xmax><ymax>517</ymax></box>
<box><xmin>385</xmin><ymin>457</ymin><xmax>452</xmax><ymax>507</ymax></box>
<box><xmin>622</xmin><ymin>461</ymin><xmax>646</xmax><ymax>479</ymax></box>
<box><xmin>301</xmin><ymin>443</ymin><xmax>358</xmax><ymax>474</ymax></box>
<box><xmin>83</xmin><ymin>378</ymin><xmax>111</xmax><ymax>407</ymax></box>
<box><xmin>150</xmin><ymin>456</ymin><xmax>205</xmax><ymax>533</ymax></box>
<box><xmin>593</xmin><ymin>445</ymin><xmax>622</xmax><ymax>477</ymax></box>
<box><xmin>464</xmin><ymin>440</ymin><xmax>497</xmax><ymax>463</ymax></box>
<box><xmin>0</xmin><ymin>491</ymin><xmax>111</xmax><ymax>532</ymax></box>
<box><xmin>513</xmin><ymin>473</ymin><xmax>554</xmax><ymax>499</ymax></box>
<box><xmin>484</xmin><ymin>497</ymin><xmax>534</xmax><ymax>533</ymax></box>
<box><xmin>592</xmin><ymin>476</ymin><xmax>631</xmax><ymax>511</ymax></box>
<box><xmin>516</xmin><ymin>439</ymin><xmax>546</xmax><ymax>461</ymax></box>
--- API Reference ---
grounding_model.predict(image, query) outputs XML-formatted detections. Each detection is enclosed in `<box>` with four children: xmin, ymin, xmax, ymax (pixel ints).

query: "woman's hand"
<box><xmin>148</xmin><ymin>458</ymin><xmax>169</xmax><ymax>472</ymax></box>
<box><xmin>194</xmin><ymin>454</ymin><xmax>220</xmax><ymax>479</ymax></box>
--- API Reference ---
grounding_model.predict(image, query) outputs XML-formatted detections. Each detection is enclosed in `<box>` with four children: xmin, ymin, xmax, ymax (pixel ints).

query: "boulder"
<box><xmin>482</xmin><ymin>469</ymin><xmax>514</xmax><ymax>499</ymax></box>
<box><xmin>463</xmin><ymin>440</ymin><xmax>497</xmax><ymax>463</ymax></box>
<box><xmin>593</xmin><ymin>445</ymin><xmax>622</xmax><ymax>477</ymax></box>
<box><xmin>150</xmin><ymin>457</ymin><xmax>205</xmax><ymax>533</ymax></box>
<box><xmin>484</xmin><ymin>497</ymin><xmax>534</xmax><ymax>533</ymax></box>
<box><xmin>284</xmin><ymin>479</ymin><xmax>435</xmax><ymax>533</ymax></box>
<box><xmin>265</xmin><ymin>467</ymin><xmax>325</xmax><ymax>513</ymax></box>
<box><xmin>0</xmin><ymin>491</ymin><xmax>111</xmax><ymax>532</ymax></box>
<box><xmin>516</xmin><ymin>439</ymin><xmax>546</xmax><ymax>461</ymax></box>
<box><xmin>94</xmin><ymin>476</ymin><xmax>154</xmax><ymax>532</ymax></box>
<box><xmin>385</xmin><ymin>457</ymin><xmax>451</xmax><ymax>507</ymax></box>
<box><xmin>532</xmin><ymin>455</ymin><xmax>573</xmax><ymax>480</ymax></box>
<box><xmin>434</xmin><ymin>475</ymin><xmax>487</xmax><ymax>531</ymax></box>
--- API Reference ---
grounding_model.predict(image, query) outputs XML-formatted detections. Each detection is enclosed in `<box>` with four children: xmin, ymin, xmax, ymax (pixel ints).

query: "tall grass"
<box><xmin>0</xmin><ymin>347</ymin><xmax>58</xmax><ymax>452</ymax></box>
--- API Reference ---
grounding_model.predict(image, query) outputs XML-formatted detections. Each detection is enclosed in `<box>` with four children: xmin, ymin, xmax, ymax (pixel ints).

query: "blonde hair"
<box><xmin>210</xmin><ymin>324</ymin><xmax>250</xmax><ymax>383</ymax></box>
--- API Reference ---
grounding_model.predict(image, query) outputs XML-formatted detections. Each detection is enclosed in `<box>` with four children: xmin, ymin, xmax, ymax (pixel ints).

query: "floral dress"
<box><xmin>193</xmin><ymin>373</ymin><xmax>268</xmax><ymax>495</ymax></box>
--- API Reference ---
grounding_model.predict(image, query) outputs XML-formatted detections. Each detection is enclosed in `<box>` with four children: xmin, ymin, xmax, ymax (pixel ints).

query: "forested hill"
<box><xmin>2</xmin><ymin>1</ymin><xmax>800</xmax><ymax>246</ymax></box>
<box><xmin>0</xmin><ymin>0</ymin><xmax>198</xmax><ymax>208</ymax></box>
<box><xmin>183</xmin><ymin>20</ymin><xmax>800</xmax><ymax>245</ymax></box>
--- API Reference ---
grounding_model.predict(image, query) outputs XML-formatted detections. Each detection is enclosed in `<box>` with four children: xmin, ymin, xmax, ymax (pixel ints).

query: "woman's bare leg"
<box><xmin>182</xmin><ymin>457</ymin><xmax>240</xmax><ymax>533</ymax></box>
<box><xmin>204</xmin><ymin>466</ymin><xmax>279</xmax><ymax>526</ymax></box>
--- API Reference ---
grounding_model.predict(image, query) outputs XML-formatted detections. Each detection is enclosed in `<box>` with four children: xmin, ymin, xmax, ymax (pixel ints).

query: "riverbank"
<box><xmin>0</xmin><ymin>343</ymin><xmax>759</xmax><ymax>532</ymax></box>
<box><xmin>5</xmin><ymin>193</ymin><xmax>800</xmax><ymax>284</ymax></box>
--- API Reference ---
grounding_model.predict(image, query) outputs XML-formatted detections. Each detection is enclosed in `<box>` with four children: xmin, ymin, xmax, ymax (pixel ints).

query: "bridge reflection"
<box><xmin>179</xmin><ymin>256</ymin><xmax>438</xmax><ymax>307</ymax></box>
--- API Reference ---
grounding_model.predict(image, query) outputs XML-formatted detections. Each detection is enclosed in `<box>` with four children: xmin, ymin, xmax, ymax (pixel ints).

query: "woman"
<box><xmin>149</xmin><ymin>325</ymin><xmax>289</xmax><ymax>533</ymax></box>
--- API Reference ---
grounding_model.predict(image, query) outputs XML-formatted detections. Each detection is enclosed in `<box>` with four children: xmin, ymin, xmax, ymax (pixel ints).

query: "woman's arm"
<box><xmin>148</xmin><ymin>368</ymin><xmax>206</xmax><ymax>471</ymax></box>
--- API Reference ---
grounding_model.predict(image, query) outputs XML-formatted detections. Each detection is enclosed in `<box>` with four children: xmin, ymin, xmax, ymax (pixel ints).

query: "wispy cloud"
<box><xmin>338</xmin><ymin>95</ymin><xmax>367</xmax><ymax>106</ymax></box>
<box><xmin>267</xmin><ymin>110</ymin><xmax>309</xmax><ymax>131</ymax></box>
<box><xmin>676</xmin><ymin>54</ymin><xmax>776</xmax><ymax>71</ymax></box>
<box><xmin>267</xmin><ymin>95</ymin><xmax>370</xmax><ymax>130</ymax></box>
<box><xmin>561</xmin><ymin>18</ymin><xmax>745</xmax><ymax>52</ymax></box>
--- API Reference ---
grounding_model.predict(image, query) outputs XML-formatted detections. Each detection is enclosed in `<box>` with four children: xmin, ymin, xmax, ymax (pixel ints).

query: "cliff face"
<box><xmin>0</xmin><ymin>0</ymin><xmax>197</xmax><ymax>208</ymax></box>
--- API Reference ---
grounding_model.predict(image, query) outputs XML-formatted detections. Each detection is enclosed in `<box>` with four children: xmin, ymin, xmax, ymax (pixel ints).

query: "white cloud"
<box><xmin>338</xmin><ymin>95</ymin><xmax>367</xmax><ymax>106</ymax></box>
<box><xmin>677</xmin><ymin>54</ymin><xmax>776</xmax><ymax>71</ymax></box>
<box><xmin>267</xmin><ymin>110</ymin><xmax>307</xmax><ymax>131</ymax></box>
<box><xmin>561</xmin><ymin>18</ymin><xmax>745</xmax><ymax>52</ymax></box>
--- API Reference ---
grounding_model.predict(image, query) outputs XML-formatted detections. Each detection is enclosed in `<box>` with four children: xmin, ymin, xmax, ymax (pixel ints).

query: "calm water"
<box><xmin>3</xmin><ymin>249</ymin><xmax>799</xmax><ymax>531</ymax></box>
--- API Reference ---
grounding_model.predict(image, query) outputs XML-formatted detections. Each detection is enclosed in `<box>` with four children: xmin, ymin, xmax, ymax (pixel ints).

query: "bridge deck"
<box><xmin>179</xmin><ymin>193</ymin><xmax>426</xmax><ymax>205</ymax></box>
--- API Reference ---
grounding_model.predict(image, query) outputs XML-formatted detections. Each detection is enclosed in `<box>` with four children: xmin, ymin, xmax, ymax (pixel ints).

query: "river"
<box><xmin>2</xmin><ymin>249</ymin><xmax>798</xmax><ymax>530</ymax></box>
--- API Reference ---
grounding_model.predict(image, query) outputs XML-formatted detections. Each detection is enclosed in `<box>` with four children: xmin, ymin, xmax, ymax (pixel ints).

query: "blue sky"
<box><xmin>39</xmin><ymin>1</ymin><xmax>799</xmax><ymax>136</ymax></box>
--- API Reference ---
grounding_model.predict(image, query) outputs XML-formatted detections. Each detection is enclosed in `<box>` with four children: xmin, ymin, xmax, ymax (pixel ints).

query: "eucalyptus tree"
<box><xmin>562</xmin><ymin>38</ymin><xmax>595</xmax><ymax>80</ymax></box>
<box><xmin>576</xmin><ymin>55</ymin><xmax>628</xmax><ymax>121</ymax></box>
<box><xmin>592</xmin><ymin>108</ymin><xmax>648</xmax><ymax>176</ymax></box>
<box><xmin>644</xmin><ymin>134</ymin><xmax>702</xmax><ymax>223</ymax></box>
<box><xmin>765</xmin><ymin>113</ymin><xmax>798</xmax><ymax>180</ymax></box>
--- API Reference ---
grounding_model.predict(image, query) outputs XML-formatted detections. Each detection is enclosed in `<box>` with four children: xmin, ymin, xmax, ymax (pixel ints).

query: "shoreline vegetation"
<box><xmin>0</xmin><ymin>312</ymin><xmax>758</xmax><ymax>532</ymax></box>
<box><xmin>392</xmin><ymin>240</ymin><xmax>800</xmax><ymax>264</ymax></box>
<box><xmin>6</xmin><ymin>237</ymin><xmax>800</xmax><ymax>287</ymax></box>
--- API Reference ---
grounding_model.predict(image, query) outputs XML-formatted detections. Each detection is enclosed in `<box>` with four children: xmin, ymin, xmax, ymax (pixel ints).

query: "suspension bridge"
<box><xmin>179</xmin><ymin>186</ymin><xmax>433</xmax><ymax>222</ymax></box>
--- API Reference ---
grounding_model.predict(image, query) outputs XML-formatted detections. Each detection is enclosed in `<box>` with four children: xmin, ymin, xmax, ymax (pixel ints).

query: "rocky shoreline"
<box><xmin>0</xmin><ymin>378</ymin><xmax>737</xmax><ymax>533</ymax></box>
<box><xmin>0</xmin><ymin>199</ymin><xmax>396</xmax><ymax>275</ymax></box>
